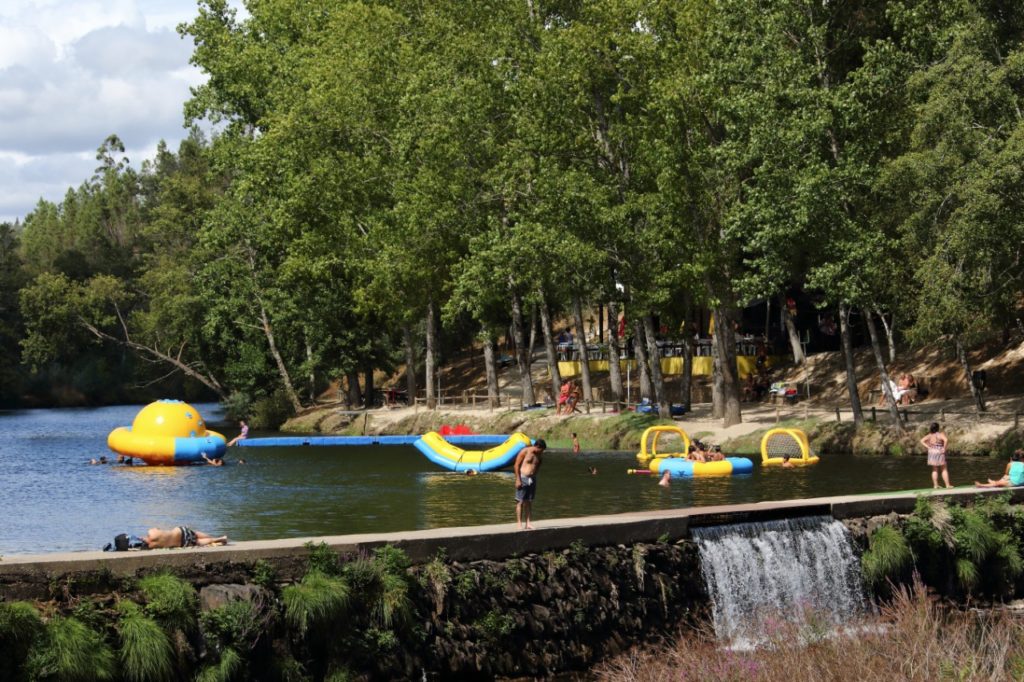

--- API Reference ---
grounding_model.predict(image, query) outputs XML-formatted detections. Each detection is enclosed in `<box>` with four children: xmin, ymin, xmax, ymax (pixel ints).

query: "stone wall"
<box><xmin>3</xmin><ymin>487</ymin><xmax>1023</xmax><ymax>679</ymax></box>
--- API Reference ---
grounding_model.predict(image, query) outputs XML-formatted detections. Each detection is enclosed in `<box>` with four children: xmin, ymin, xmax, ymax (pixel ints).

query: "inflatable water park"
<box><xmin>107</xmin><ymin>399</ymin><xmax>226</xmax><ymax>466</ymax></box>
<box><xmin>109</xmin><ymin>403</ymin><xmax>533</xmax><ymax>471</ymax></box>
<box><xmin>634</xmin><ymin>425</ymin><xmax>754</xmax><ymax>478</ymax></box>
<box><xmin>629</xmin><ymin>425</ymin><xmax>817</xmax><ymax>479</ymax></box>
<box><xmin>760</xmin><ymin>427</ymin><xmax>819</xmax><ymax>467</ymax></box>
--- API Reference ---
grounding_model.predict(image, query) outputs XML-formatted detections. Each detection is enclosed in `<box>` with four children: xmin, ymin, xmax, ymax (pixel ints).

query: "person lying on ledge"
<box><xmin>975</xmin><ymin>451</ymin><xmax>1024</xmax><ymax>488</ymax></box>
<box><xmin>143</xmin><ymin>526</ymin><xmax>228</xmax><ymax>548</ymax></box>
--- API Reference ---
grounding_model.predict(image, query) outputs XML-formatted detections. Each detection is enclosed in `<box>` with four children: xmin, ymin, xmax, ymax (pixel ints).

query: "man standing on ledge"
<box><xmin>514</xmin><ymin>438</ymin><xmax>546</xmax><ymax>530</ymax></box>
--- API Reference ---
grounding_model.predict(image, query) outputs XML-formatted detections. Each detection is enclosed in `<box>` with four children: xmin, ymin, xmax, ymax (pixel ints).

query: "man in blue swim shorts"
<box><xmin>514</xmin><ymin>438</ymin><xmax>546</xmax><ymax>530</ymax></box>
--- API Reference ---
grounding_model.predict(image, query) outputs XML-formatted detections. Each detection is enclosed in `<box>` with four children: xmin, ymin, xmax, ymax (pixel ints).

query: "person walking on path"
<box><xmin>227</xmin><ymin>420</ymin><xmax>249</xmax><ymax>447</ymax></box>
<box><xmin>921</xmin><ymin>422</ymin><xmax>952</xmax><ymax>489</ymax></box>
<box><xmin>514</xmin><ymin>439</ymin><xmax>546</xmax><ymax>530</ymax></box>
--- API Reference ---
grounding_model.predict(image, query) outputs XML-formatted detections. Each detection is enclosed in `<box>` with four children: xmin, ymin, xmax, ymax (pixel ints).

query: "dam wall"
<box><xmin>2</xmin><ymin>487</ymin><xmax>1021</xmax><ymax>679</ymax></box>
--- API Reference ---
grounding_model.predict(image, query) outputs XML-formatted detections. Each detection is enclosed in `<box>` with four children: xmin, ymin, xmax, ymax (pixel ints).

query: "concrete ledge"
<box><xmin>2</xmin><ymin>486</ymin><xmax>1019</xmax><ymax>598</ymax></box>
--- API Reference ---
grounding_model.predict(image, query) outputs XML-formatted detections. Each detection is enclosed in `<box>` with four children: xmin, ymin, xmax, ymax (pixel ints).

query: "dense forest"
<box><xmin>1</xmin><ymin>0</ymin><xmax>1022</xmax><ymax>429</ymax></box>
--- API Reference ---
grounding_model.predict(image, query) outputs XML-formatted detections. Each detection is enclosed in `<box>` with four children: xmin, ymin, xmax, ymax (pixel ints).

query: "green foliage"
<box><xmin>194</xmin><ymin>646</ymin><xmax>242</xmax><ymax>682</ymax></box>
<box><xmin>116</xmin><ymin>601</ymin><xmax>174</xmax><ymax>682</ymax></box>
<box><xmin>26</xmin><ymin>615</ymin><xmax>115</xmax><ymax>682</ymax></box>
<box><xmin>902</xmin><ymin>495</ymin><xmax>1024</xmax><ymax>598</ymax></box>
<box><xmin>304</xmin><ymin>542</ymin><xmax>341</xmax><ymax>576</ymax></box>
<box><xmin>861</xmin><ymin>526</ymin><xmax>913</xmax><ymax>589</ymax></box>
<box><xmin>250</xmin><ymin>559</ymin><xmax>276</xmax><ymax>589</ymax></box>
<box><xmin>0</xmin><ymin>601</ymin><xmax>43</xmax><ymax>679</ymax></box>
<box><xmin>200</xmin><ymin>600</ymin><xmax>259</xmax><ymax>654</ymax></box>
<box><xmin>281</xmin><ymin>572</ymin><xmax>350</xmax><ymax>635</ymax></box>
<box><xmin>138</xmin><ymin>573</ymin><xmax>198</xmax><ymax>633</ymax></box>
<box><xmin>475</xmin><ymin>610</ymin><xmax>514</xmax><ymax>641</ymax></box>
<box><xmin>343</xmin><ymin>548</ymin><xmax>412</xmax><ymax>629</ymax></box>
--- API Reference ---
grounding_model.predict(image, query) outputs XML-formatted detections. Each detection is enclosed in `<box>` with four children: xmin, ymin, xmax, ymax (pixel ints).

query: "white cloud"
<box><xmin>0</xmin><ymin>0</ymin><xmax>209</xmax><ymax>223</ymax></box>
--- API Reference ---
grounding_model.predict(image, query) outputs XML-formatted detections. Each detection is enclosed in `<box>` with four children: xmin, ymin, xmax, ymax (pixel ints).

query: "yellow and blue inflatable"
<box><xmin>761</xmin><ymin>428</ymin><xmax>819</xmax><ymax>466</ymax></box>
<box><xmin>414</xmin><ymin>431</ymin><xmax>532</xmax><ymax>472</ymax></box>
<box><xmin>636</xmin><ymin>425</ymin><xmax>753</xmax><ymax>478</ymax></box>
<box><xmin>107</xmin><ymin>400</ymin><xmax>226</xmax><ymax>466</ymax></box>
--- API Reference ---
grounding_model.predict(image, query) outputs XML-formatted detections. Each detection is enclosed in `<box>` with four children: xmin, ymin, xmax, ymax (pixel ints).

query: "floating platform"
<box><xmin>237</xmin><ymin>434</ymin><xmax>510</xmax><ymax>447</ymax></box>
<box><xmin>414</xmin><ymin>431</ymin><xmax>533</xmax><ymax>472</ymax></box>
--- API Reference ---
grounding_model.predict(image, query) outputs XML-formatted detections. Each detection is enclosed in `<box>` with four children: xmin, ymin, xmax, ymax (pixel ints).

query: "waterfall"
<box><xmin>692</xmin><ymin>516</ymin><xmax>866</xmax><ymax>645</ymax></box>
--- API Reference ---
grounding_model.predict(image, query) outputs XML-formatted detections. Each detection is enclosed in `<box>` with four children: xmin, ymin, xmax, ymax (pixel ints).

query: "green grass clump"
<box><xmin>0</xmin><ymin>601</ymin><xmax>43</xmax><ymax>678</ymax></box>
<box><xmin>194</xmin><ymin>646</ymin><xmax>242</xmax><ymax>682</ymax></box>
<box><xmin>282</xmin><ymin>571</ymin><xmax>350</xmax><ymax>634</ymax></box>
<box><xmin>26</xmin><ymin>615</ymin><xmax>115</xmax><ymax>681</ymax></box>
<box><xmin>305</xmin><ymin>541</ymin><xmax>342</xmax><ymax>576</ymax></box>
<box><xmin>138</xmin><ymin>573</ymin><xmax>197</xmax><ymax>633</ymax></box>
<box><xmin>861</xmin><ymin>525</ymin><xmax>913</xmax><ymax>589</ymax></box>
<box><xmin>116</xmin><ymin>601</ymin><xmax>174</xmax><ymax>682</ymax></box>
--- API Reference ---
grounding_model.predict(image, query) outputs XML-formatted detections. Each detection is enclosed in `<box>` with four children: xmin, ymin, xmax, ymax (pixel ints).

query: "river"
<box><xmin>0</xmin><ymin>404</ymin><xmax>1003</xmax><ymax>555</ymax></box>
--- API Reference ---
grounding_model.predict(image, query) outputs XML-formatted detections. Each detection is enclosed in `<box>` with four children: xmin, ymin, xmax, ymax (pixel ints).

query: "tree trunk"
<box><xmin>483</xmin><ymin>334</ymin><xmax>500</xmax><ymax>408</ymax></box>
<box><xmin>511</xmin><ymin>290</ymin><xmax>535</xmax><ymax>406</ymax></box>
<box><xmin>573</xmin><ymin>294</ymin><xmax>593</xmax><ymax>409</ymax></box>
<box><xmin>643</xmin><ymin>314</ymin><xmax>671</xmax><ymax>417</ymax></box>
<box><xmin>712</xmin><ymin>306</ymin><xmax>742</xmax><ymax>427</ymax></box>
<box><xmin>425</xmin><ymin>301</ymin><xmax>438</xmax><ymax>409</ymax></box>
<box><xmin>363</xmin><ymin>364</ymin><xmax>374</xmax><ymax>409</ymax></box>
<box><xmin>538</xmin><ymin>291</ymin><xmax>562</xmax><ymax>402</ymax></box>
<box><xmin>632</xmin><ymin>319</ymin><xmax>653</xmax><ymax>401</ymax></box>
<box><xmin>779</xmin><ymin>293</ymin><xmax>804</xmax><ymax>365</ymax></box>
<box><xmin>839</xmin><ymin>304</ymin><xmax>863</xmax><ymax>424</ymax></box>
<box><xmin>345</xmin><ymin>370</ymin><xmax>361</xmax><ymax>408</ymax></box>
<box><xmin>257</xmin><ymin>299</ymin><xmax>302</xmax><ymax>413</ymax></box>
<box><xmin>305</xmin><ymin>334</ymin><xmax>316</xmax><ymax>403</ymax></box>
<box><xmin>681</xmin><ymin>294</ymin><xmax>693</xmax><ymax>410</ymax></box>
<box><xmin>606</xmin><ymin>300</ymin><xmax>624</xmax><ymax>410</ymax></box>
<box><xmin>876</xmin><ymin>308</ymin><xmax>896</xmax><ymax>362</ymax></box>
<box><xmin>402</xmin><ymin>323</ymin><xmax>417</xmax><ymax>404</ymax></box>
<box><xmin>955</xmin><ymin>335</ymin><xmax>986</xmax><ymax>412</ymax></box>
<box><xmin>527</xmin><ymin>304</ymin><xmax>538</xmax><ymax>365</ymax></box>
<box><xmin>863</xmin><ymin>307</ymin><xmax>904</xmax><ymax>431</ymax></box>
<box><xmin>711</xmin><ymin>331</ymin><xmax>724</xmax><ymax>419</ymax></box>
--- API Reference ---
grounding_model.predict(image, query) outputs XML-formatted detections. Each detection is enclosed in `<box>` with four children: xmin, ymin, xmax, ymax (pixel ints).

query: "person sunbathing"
<box><xmin>143</xmin><ymin>527</ymin><xmax>228</xmax><ymax>548</ymax></box>
<box><xmin>975</xmin><ymin>451</ymin><xmax>1024</xmax><ymax>488</ymax></box>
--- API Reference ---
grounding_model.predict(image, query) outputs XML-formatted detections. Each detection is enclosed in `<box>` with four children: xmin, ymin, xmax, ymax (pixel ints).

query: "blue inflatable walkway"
<box><xmin>237</xmin><ymin>434</ymin><xmax>509</xmax><ymax>447</ymax></box>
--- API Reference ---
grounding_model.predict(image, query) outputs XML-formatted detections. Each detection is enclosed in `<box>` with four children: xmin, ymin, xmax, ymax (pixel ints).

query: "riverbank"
<box><xmin>281</xmin><ymin>394</ymin><xmax>1024</xmax><ymax>457</ymax></box>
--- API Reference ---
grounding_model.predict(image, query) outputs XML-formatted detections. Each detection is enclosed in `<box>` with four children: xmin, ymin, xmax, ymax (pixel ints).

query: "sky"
<box><xmin>0</xmin><ymin>0</ymin><xmax>218</xmax><ymax>223</ymax></box>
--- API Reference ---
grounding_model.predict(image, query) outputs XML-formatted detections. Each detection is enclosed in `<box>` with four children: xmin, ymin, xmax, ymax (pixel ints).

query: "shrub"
<box><xmin>200</xmin><ymin>600</ymin><xmax>259</xmax><ymax>654</ymax></box>
<box><xmin>138</xmin><ymin>573</ymin><xmax>197</xmax><ymax>633</ymax></box>
<box><xmin>117</xmin><ymin>601</ymin><xmax>174</xmax><ymax>682</ymax></box>
<box><xmin>305</xmin><ymin>542</ymin><xmax>342</xmax><ymax>576</ymax></box>
<box><xmin>861</xmin><ymin>525</ymin><xmax>912</xmax><ymax>589</ymax></box>
<box><xmin>26</xmin><ymin>615</ymin><xmax>115</xmax><ymax>681</ymax></box>
<box><xmin>0</xmin><ymin>601</ymin><xmax>43</xmax><ymax>678</ymax></box>
<box><xmin>282</xmin><ymin>572</ymin><xmax>350</xmax><ymax>635</ymax></box>
<box><xmin>194</xmin><ymin>646</ymin><xmax>242</xmax><ymax>682</ymax></box>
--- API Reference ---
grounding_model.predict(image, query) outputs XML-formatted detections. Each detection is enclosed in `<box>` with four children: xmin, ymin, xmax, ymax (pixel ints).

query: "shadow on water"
<box><xmin>0</xmin><ymin>404</ymin><xmax>1006</xmax><ymax>554</ymax></box>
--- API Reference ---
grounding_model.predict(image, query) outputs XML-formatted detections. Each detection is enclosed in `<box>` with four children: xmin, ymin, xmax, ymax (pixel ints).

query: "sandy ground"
<box><xmin>355</xmin><ymin>392</ymin><xmax>1024</xmax><ymax>445</ymax></box>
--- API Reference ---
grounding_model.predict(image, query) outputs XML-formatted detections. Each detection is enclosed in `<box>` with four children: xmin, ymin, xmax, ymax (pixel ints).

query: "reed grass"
<box><xmin>116</xmin><ymin>601</ymin><xmax>174</xmax><ymax>682</ymax></box>
<box><xmin>593</xmin><ymin>582</ymin><xmax>1024</xmax><ymax>682</ymax></box>
<box><xmin>26</xmin><ymin>615</ymin><xmax>115</xmax><ymax>681</ymax></box>
<box><xmin>281</xmin><ymin>571</ymin><xmax>350</xmax><ymax>634</ymax></box>
<box><xmin>138</xmin><ymin>573</ymin><xmax>198</xmax><ymax>633</ymax></box>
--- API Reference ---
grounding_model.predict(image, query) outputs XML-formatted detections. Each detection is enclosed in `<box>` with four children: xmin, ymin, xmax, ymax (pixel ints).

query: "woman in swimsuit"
<box><xmin>920</xmin><ymin>422</ymin><xmax>952</xmax><ymax>489</ymax></box>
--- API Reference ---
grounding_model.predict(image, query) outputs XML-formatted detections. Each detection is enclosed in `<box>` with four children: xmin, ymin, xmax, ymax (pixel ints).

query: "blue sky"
<box><xmin>0</xmin><ymin>1</ymin><xmax>228</xmax><ymax>223</ymax></box>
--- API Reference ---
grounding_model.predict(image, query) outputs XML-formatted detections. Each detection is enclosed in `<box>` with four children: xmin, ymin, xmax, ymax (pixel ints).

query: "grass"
<box><xmin>281</xmin><ymin>571</ymin><xmax>350</xmax><ymax>634</ymax></box>
<box><xmin>861</xmin><ymin>525</ymin><xmax>913</xmax><ymax>589</ymax></box>
<box><xmin>116</xmin><ymin>601</ymin><xmax>174</xmax><ymax>682</ymax></box>
<box><xmin>137</xmin><ymin>573</ymin><xmax>197</xmax><ymax>633</ymax></box>
<box><xmin>593</xmin><ymin>581</ymin><xmax>1024</xmax><ymax>681</ymax></box>
<box><xmin>26</xmin><ymin>615</ymin><xmax>115</xmax><ymax>682</ymax></box>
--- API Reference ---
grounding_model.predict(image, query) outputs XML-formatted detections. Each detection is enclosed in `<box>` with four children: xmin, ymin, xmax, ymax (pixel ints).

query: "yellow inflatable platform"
<box><xmin>107</xmin><ymin>400</ymin><xmax>226</xmax><ymax>466</ymax></box>
<box><xmin>761</xmin><ymin>428</ymin><xmax>819</xmax><ymax>466</ymax></box>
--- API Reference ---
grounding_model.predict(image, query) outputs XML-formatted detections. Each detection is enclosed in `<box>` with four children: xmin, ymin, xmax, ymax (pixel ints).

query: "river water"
<box><xmin>0</xmin><ymin>404</ymin><xmax>1002</xmax><ymax>555</ymax></box>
